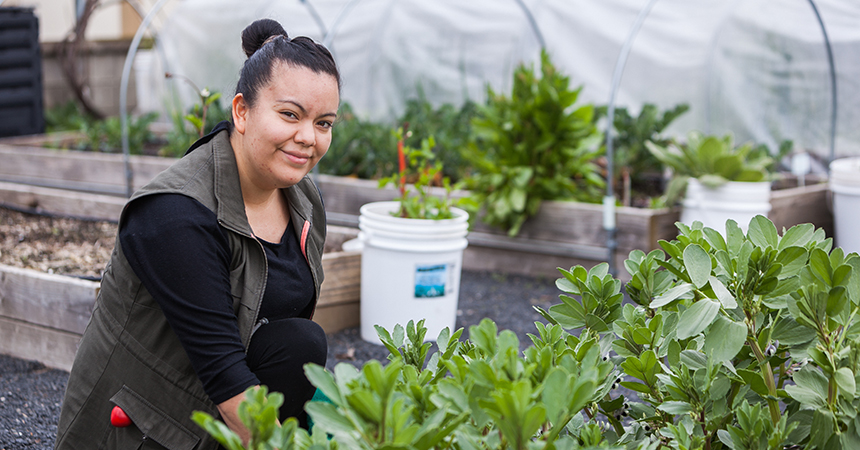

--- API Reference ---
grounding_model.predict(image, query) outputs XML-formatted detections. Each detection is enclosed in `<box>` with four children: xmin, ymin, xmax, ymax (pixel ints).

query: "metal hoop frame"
<box><xmin>602</xmin><ymin>0</ymin><xmax>838</xmax><ymax>273</ymax></box>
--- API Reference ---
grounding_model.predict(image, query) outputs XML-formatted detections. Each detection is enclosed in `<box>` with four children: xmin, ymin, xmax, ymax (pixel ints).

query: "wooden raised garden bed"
<box><xmin>0</xmin><ymin>138</ymin><xmax>834</xmax><ymax>278</ymax></box>
<box><xmin>0</xmin><ymin>213</ymin><xmax>361</xmax><ymax>371</ymax></box>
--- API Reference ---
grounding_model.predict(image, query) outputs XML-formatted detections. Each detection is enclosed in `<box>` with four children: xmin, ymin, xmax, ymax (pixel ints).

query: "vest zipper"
<box><xmin>251</xmin><ymin>317</ymin><xmax>269</xmax><ymax>336</ymax></box>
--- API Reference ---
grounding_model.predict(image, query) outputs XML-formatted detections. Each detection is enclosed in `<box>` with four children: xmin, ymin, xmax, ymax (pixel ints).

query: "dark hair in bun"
<box><xmin>235</xmin><ymin>18</ymin><xmax>341</xmax><ymax>107</ymax></box>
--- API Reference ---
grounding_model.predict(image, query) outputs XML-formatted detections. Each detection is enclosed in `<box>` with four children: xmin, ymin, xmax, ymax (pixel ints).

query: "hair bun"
<box><xmin>241</xmin><ymin>19</ymin><xmax>288</xmax><ymax>58</ymax></box>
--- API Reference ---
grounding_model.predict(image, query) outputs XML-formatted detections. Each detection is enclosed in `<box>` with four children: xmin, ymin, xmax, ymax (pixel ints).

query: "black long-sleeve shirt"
<box><xmin>119</xmin><ymin>193</ymin><xmax>314</xmax><ymax>404</ymax></box>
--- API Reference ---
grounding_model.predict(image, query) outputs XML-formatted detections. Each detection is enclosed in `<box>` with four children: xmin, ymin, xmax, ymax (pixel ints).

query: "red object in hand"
<box><xmin>110</xmin><ymin>406</ymin><xmax>132</xmax><ymax>427</ymax></box>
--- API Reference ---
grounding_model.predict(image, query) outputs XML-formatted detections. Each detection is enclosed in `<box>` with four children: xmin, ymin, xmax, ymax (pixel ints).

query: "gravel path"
<box><xmin>0</xmin><ymin>270</ymin><xmax>563</xmax><ymax>450</ymax></box>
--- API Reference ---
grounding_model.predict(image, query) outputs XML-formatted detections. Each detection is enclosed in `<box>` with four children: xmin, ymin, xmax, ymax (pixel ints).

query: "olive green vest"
<box><xmin>54</xmin><ymin>130</ymin><xmax>327</xmax><ymax>450</ymax></box>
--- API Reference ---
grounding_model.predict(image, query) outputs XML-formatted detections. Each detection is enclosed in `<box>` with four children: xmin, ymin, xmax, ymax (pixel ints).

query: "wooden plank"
<box><xmin>0</xmin><ymin>264</ymin><xmax>99</xmax><ymax>335</ymax></box>
<box><xmin>0</xmin><ymin>181</ymin><xmax>127</xmax><ymax>221</ymax></box>
<box><xmin>769</xmin><ymin>182</ymin><xmax>833</xmax><ymax>237</ymax></box>
<box><xmin>319</xmin><ymin>251</ymin><xmax>361</xmax><ymax>307</ymax></box>
<box><xmin>463</xmin><ymin>245</ymin><xmax>632</xmax><ymax>281</ymax></box>
<box><xmin>0</xmin><ymin>316</ymin><xmax>81</xmax><ymax>371</ymax></box>
<box><xmin>316</xmin><ymin>174</ymin><xmax>399</xmax><ymax>216</ymax></box>
<box><xmin>316</xmin><ymin>173</ymin><xmax>681</xmax><ymax>252</ymax></box>
<box><xmin>313</xmin><ymin>302</ymin><xmax>360</xmax><ymax>334</ymax></box>
<box><xmin>0</xmin><ymin>144</ymin><xmax>173</xmax><ymax>195</ymax></box>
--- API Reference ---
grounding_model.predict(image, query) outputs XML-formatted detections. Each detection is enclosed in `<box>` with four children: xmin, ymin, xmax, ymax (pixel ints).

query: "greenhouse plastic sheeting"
<box><xmin>140</xmin><ymin>0</ymin><xmax>860</xmax><ymax>159</ymax></box>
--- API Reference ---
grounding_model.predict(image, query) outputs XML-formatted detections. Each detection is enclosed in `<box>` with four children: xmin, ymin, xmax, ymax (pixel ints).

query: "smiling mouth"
<box><xmin>281</xmin><ymin>149</ymin><xmax>310</xmax><ymax>165</ymax></box>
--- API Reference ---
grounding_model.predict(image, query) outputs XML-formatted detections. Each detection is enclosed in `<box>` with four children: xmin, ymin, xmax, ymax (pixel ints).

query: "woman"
<box><xmin>55</xmin><ymin>18</ymin><xmax>340</xmax><ymax>449</ymax></box>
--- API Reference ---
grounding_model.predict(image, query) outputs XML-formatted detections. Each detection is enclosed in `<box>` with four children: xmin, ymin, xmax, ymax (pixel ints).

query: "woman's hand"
<box><xmin>217</xmin><ymin>388</ymin><xmax>260</xmax><ymax>445</ymax></box>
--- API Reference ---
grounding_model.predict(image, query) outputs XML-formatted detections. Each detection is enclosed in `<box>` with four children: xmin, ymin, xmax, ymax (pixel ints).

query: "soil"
<box><xmin>0</xmin><ymin>207</ymin><xmax>116</xmax><ymax>279</ymax></box>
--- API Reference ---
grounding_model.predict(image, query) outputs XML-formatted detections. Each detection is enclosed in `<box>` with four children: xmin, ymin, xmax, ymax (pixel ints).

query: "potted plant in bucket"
<box><xmin>357</xmin><ymin>130</ymin><xmax>473</xmax><ymax>343</ymax></box>
<box><xmin>645</xmin><ymin>131</ymin><xmax>775</xmax><ymax>232</ymax></box>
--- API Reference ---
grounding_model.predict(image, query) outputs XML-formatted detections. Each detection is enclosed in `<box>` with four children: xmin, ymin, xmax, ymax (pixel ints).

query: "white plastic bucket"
<box><xmin>830</xmin><ymin>157</ymin><xmax>860</xmax><ymax>254</ymax></box>
<box><xmin>358</xmin><ymin>201</ymin><xmax>469</xmax><ymax>344</ymax></box>
<box><xmin>681</xmin><ymin>179</ymin><xmax>772</xmax><ymax>233</ymax></box>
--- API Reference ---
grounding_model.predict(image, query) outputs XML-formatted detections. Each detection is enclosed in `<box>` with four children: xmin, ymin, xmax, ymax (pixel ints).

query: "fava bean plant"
<box><xmin>195</xmin><ymin>215</ymin><xmax>860</xmax><ymax>449</ymax></box>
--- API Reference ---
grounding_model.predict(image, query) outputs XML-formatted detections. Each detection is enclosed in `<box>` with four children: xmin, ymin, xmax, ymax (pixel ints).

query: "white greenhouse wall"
<box><xmin>103</xmin><ymin>0</ymin><xmax>860</xmax><ymax>159</ymax></box>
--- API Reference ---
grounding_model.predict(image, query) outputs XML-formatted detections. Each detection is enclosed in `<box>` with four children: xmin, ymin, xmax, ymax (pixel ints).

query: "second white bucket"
<box><xmin>681</xmin><ymin>179</ymin><xmax>772</xmax><ymax>233</ymax></box>
<box><xmin>830</xmin><ymin>157</ymin><xmax>860</xmax><ymax>254</ymax></box>
<box><xmin>358</xmin><ymin>201</ymin><xmax>469</xmax><ymax>344</ymax></box>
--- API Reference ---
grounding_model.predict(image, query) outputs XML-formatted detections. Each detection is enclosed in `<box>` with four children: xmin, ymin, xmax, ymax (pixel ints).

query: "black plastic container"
<box><xmin>0</xmin><ymin>7</ymin><xmax>44</xmax><ymax>137</ymax></box>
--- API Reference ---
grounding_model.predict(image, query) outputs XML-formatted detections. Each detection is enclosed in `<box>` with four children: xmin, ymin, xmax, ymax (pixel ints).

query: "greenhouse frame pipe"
<box><xmin>702</xmin><ymin>0</ymin><xmax>837</xmax><ymax>165</ymax></box>
<box><xmin>603</xmin><ymin>0</ymin><xmax>659</xmax><ymax>274</ymax></box>
<box><xmin>120</xmin><ymin>0</ymin><xmax>172</xmax><ymax>198</ymax></box>
<box><xmin>807</xmin><ymin>0</ymin><xmax>838</xmax><ymax>166</ymax></box>
<box><xmin>299</xmin><ymin>0</ymin><xmax>329</xmax><ymax>39</ymax></box>
<box><xmin>603</xmin><ymin>0</ymin><xmax>838</xmax><ymax>273</ymax></box>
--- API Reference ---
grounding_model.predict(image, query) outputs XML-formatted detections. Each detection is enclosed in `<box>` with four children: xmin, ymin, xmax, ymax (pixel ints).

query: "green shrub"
<box><xmin>595</xmin><ymin>103</ymin><xmax>689</xmax><ymax>206</ymax></box>
<box><xmin>159</xmin><ymin>91</ymin><xmax>231</xmax><ymax>158</ymax></box>
<box><xmin>195</xmin><ymin>216</ymin><xmax>860</xmax><ymax>450</ymax></box>
<box><xmin>318</xmin><ymin>103</ymin><xmax>398</xmax><ymax>179</ymax></box>
<box><xmin>464</xmin><ymin>50</ymin><xmax>605</xmax><ymax>236</ymax></box>
<box><xmin>320</xmin><ymin>98</ymin><xmax>477</xmax><ymax>182</ymax></box>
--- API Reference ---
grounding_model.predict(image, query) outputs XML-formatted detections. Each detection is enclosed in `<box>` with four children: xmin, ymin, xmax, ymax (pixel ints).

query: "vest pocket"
<box><xmin>109</xmin><ymin>385</ymin><xmax>200</xmax><ymax>450</ymax></box>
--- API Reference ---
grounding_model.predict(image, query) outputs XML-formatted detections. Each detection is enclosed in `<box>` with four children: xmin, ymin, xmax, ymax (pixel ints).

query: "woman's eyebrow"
<box><xmin>276</xmin><ymin>99</ymin><xmax>306</xmax><ymax>114</ymax></box>
<box><xmin>276</xmin><ymin>100</ymin><xmax>337</xmax><ymax>119</ymax></box>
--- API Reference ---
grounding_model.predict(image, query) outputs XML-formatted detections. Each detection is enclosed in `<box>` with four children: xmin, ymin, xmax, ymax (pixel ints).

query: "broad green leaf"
<box><xmin>703</xmin><ymin>227</ymin><xmax>727</xmax><ymax>253</ymax></box>
<box><xmin>650</xmin><ymin>283</ymin><xmax>694</xmax><ymax>308</ymax></box>
<box><xmin>786</xmin><ymin>410</ymin><xmax>814</xmax><ymax>445</ymax></box>
<box><xmin>680</xmin><ymin>350</ymin><xmax>708</xmax><ymax>370</ymax></box>
<box><xmin>305</xmin><ymin>402</ymin><xmax>356</xmax><ymax>433</ymax></box>
<box><xmin>619</xmin><ymin>381</ymin><xmax>652</xmax><ymax>394</ymax></box>
<box><xmin>790</xmin><ymin>365</ymin><xmax>829</xmax><ymax>407</ymax></box>
<box><xmin>725</xmin><ymin>220</ymin><xmax>744</xmax><ymax>256</ymax></box>
<box><xmin>676</xmin><ymin>298</ymin><xmax>720</xmax><ymax>339</ymax></box>
<box><xmin>809</xmin><ymin>248</ymin><xmax>832</xmax><ymax>285</ymax></box>
<box><xmin>777</xmin><ymin>246</ymin><xmax>809</xmax><ymax>279</ymax></box>
<box><xmin>737</xmin><ymin>369</ymin><xmax>770</xmax><ymax>397</ymax></box>
<box><xmin>541</xmin><ymin>368</ymin><xmax>570</xmax><ymax>423</ymax></box>
<box><xmin>747</xmin><ymin>215</ymin><xmax>778</xmax><ymax>249</ymax></box>
<box><xmin>658</xmin><ymin>401</ymin><xmax>695</xmax><ymax>415</ymax></box>
<box><xmin>305</xmin><ymin>364</ymin><xmax>344</xmax><ymax>405</ymax></box>
<box><xmin>703</xmin><ymin>316</ymin><xmax>747</xmax><ymax>363</ymax></box>
<box><xmin>835</xmin><ymin>367</ymin><xmax>856</xmax><ymax>399</ymax></box>
<box><xmin>809</xmin><ymin>409</ymin><xmax>837</xmax><ymax>449</ymax></box>
<box><xmin>709</xmin><ymin>276</ymin><xmax>737</xmax><ymax>309</ymax></box>
<box><xmin>779</xmin><ymin>223</ymin><xmax>815</xmax><ymax>251</ymax></box>
<box><xmin>684</xmin><ymin>244</ymin><xmax>712</xmax><ymax>288</ymax></box>
<box><xmin>771</xmin><ymin>316</ymin><xmax>816</xmax><ymax>346</ymax></box>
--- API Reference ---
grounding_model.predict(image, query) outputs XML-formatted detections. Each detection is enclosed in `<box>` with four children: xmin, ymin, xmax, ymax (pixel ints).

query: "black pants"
<box><xmin>246</xmin><ymin>317</ymin><xmax>327</xmax><ymax>429</ymax></box>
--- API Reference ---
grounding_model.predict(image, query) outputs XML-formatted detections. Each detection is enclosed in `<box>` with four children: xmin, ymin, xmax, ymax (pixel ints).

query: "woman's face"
<box><xmin>232</xmin><ymin>62</ymin><xmax>339</xmax><ymax>191</ymax></box>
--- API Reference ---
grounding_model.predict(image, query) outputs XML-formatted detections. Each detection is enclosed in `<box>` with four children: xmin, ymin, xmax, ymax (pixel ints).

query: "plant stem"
<box><xmin>748</xmin><ymin>336</ymin><xmax>781</xmax><ymax>426</ymax></box>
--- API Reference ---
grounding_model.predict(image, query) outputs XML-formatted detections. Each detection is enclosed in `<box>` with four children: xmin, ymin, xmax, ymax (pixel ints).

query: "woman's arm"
<box><xmin>218</xmin><ymin>390</ymin><xmax>253</xmax><ymax>444</ymax></box>
<box><xmin>120</xmin><ymin>194</ymin><xmax>260</xmax><ymax>404</ymax></box>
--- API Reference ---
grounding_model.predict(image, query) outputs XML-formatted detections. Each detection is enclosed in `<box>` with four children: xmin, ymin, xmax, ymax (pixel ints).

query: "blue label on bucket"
<box><xmin>414</xmin><ymin>264</ymin><xmax>448</xmax><ymax>298</ymax></box>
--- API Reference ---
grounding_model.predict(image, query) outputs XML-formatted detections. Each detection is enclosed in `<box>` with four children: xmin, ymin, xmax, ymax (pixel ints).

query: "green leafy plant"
<box><xmin>44</xmin><ymin>100</ymin><xmax>90</xmax><ymax>133</ymax></box>
<box><xmin>538</xmin><ymin>216</ymin><xmax>860</xmax><ymax>449</ymax></box>
<box><xmin>160</xmin><ymin>75</ymin><xmax>231</xmax><ymax>157</ymax></box>
<box><xmin>595</xmin><ymin>103</ymin><xmax>689</xmax><ymax>207</ymax></box>
<box><xmin>196</xmin><ymin>216</ymin><xmax>860</xmax><ymax>450</ymax></box>
<box><xmin>377</xmin><ymin>129</ymin><xmax>473</xmax><ymax>220</ymax></box>
<box><xmin>319</xmin><ymin>98</ymin><xmax>477</xmax><ymax>182</ymax></box>
<box><xmin>318</xmin><ymin>102</ymin><xmax>399</xmax><ymax>179</ymax></box>
<box><xmin>464</xmin><ymin>49</ymin><xmax>604</xmax><ymax>236</ymax></box>
<box><xmin>645</xmin><ymin>131</ymin><xmax>775</xmax><ymax>207</ymax></box>
<box><xmin>79</xmin><ymin>112</ymin><xmax>160</xmax><ymax>154</ymax></box>
<box><xmin>399</xmin><ymin>90</ymin><xmax>478</xmax><ymax>182</ymax></box>
<box><xmin>191</xmin><ymin>385</ymin><xmax>325</xmax><ymax>450</ymax></box>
